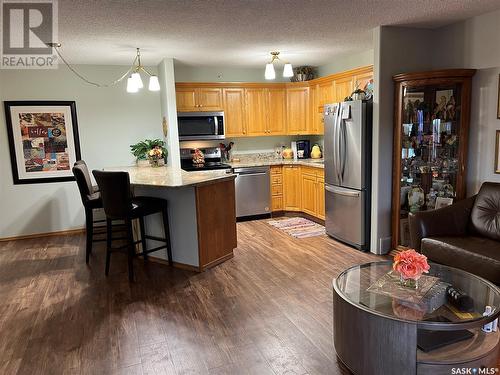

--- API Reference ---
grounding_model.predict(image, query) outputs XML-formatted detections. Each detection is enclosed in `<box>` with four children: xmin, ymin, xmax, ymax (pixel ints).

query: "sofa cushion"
<box><xmin>471</xmin><ymin>182</ymin><xmax>500</xmax><ymax>241</ymax></box>
<box><xmin>421</xmin><ymin>236</ymin><xmax>500</xmax><ymax>284</ymax></box>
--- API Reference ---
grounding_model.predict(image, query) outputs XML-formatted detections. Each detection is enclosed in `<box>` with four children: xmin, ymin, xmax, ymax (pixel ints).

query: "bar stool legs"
<box><xmin>162</xmin><ymin>206</ymin><xmax>173</xmax><ymax>266</ymax></box>
<box><xmin>103</xmin><ymin>210</ymin><xmax>172</xmax><ymax>282</ymax></box>
<box><xmin>84</xmin><ymin>207</ymin><xmax>93</xmax><ymax>264</ymax></box>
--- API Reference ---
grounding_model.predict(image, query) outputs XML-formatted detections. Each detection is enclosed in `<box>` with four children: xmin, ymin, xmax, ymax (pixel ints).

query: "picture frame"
<box><xmin>4</xmin><ymin>101</ymin><xmax>81</xmax><ymax>184</ymax></box>
<box><xmin>497</xmin><ymin>75</ymin><xmax>500</xmax><ymax>119</ymax></box>
<box><xmin>435</xmin><ymin>197</ymin><xmax>454</xmax><ymax>209</ymax></box>
<box><xmin>495</xmin><ymin>130</ymin><xmax>500</xmax><ymax>174</ymax></box>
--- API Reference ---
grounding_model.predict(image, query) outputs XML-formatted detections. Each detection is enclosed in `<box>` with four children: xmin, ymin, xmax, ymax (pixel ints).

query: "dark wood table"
<box><xmin>332</xmin><ymin>261</ymin><xmax>500</xmax><ymax>374</ymax></box>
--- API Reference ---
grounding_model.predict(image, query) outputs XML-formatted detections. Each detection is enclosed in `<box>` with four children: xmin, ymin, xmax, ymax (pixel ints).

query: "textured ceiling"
<box><xmin>56</xmin><ymin>0</ymin><xmax>500</xmax><ymax>66</ymax></box>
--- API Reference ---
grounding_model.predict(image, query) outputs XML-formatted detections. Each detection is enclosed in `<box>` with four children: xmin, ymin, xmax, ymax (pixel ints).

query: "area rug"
<box><xmin>267</xmin><ymin>217</ymin><xmax>325</xmax><ymax>238</ymax></box>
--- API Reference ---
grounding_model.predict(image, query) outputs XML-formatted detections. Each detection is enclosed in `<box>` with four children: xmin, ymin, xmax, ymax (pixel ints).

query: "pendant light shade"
<box><xmin>283</xmin><ymin>63</ymin><xmax>293</xmax><ymax>78</ymax></box>
<box><xmin>265</xmin><ymin>63</ymin><xmax>275</xmax><ymax>80</ymax></box>
<box><xmin>131</xmin><ymin>72</ymin><xmax>143</xmax><ymax>89</ymax></box>
<box><xmin>127</xmin><ymin>76</ymin><xmax>138</xmax><ymax>93</ymax></box>
<box><xmin>149</xmin><ymin>75</ymin><xmax>160</xmax><ymax>91</ymax></box>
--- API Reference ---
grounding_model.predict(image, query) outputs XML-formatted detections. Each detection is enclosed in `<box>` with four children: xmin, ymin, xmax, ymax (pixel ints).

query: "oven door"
<box><xmin>177</xmin><ymin>112</ymin><xmax>225</xmax><ymax>141</ymax></box>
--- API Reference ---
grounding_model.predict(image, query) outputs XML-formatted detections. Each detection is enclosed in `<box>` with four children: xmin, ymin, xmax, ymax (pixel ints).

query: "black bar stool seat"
<box><xmin>92</xmin><ymin>170</ymin><xmax>172</xmax><ymax>281</ymax></box>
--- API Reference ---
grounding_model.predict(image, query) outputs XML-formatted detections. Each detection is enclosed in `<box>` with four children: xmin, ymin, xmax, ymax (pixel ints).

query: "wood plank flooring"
<box><xmin>0</xmin><ymin>220</ymin><xmax>388</xmax><ymax>374</ymax></box>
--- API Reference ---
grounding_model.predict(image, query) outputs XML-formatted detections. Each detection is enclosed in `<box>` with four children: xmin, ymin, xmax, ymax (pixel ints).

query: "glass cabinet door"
<box><xmin>398</xmin><ymin>83</ymin><xmax>462</xmax><ymax>247</ymax></box>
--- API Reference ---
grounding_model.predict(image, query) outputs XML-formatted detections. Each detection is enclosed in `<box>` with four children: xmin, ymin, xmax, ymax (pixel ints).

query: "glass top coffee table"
<box><xmin>332</xmin><ymin>261</ymin><xmax>500</xmax><ymax>375</ymax></box>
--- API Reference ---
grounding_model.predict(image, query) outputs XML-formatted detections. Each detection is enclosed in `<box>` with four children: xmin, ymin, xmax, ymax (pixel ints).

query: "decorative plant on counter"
<box><xmin>130</xmin><ymin>139</ymin><xmax>168</xmax><ymax>165</ymax></box>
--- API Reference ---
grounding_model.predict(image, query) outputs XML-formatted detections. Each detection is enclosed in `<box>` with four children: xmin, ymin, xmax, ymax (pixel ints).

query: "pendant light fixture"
<box><xmin>48</xmin><ymin>43</ymin><xmax>160</xmax><ymax>93</ymax></box>
<box><xmin>264</xmin><ymin>51</ymin><xmax>293</xmax><ymax>80</ymax></box>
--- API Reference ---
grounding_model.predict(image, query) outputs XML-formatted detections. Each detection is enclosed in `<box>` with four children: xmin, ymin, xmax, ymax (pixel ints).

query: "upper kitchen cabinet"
<box><xmin>223</xmin><ymin>88</ymin><xmax>246</xmax><ymax>136</ymax></box>
<box><xmin>309</xmin><ymin>85</ymin><xmax>324</xmax><ymax>135</ymax></box>
<box><xmin>198</xmin><ymin>88</ymin><xmax>223</xmax><ymax>110</ymax></box>
<box><xmin>245</xmin><ymin>88</ymin><xmax>268</xmax><ymax>136</ymax></box>
<box><xmin>176</xmin><ymin>87</ymin><xmax>198</xmax><ymax>111</ymax></box>
<box><xmin>333</xmin><ymin>76</ymin><xmax>354</xmax><ymax>103</ymax></box>
<box><xmin>176</xmin><ymin>86</ymin><xmax>223</xmax><ymax>112</ymax></box>
<box><xmin>266</xmin><ymin>87</ymin><xmax>286</xmax><ymax>135</ymax></box>
<box><xmin>286</xmin><ymin>86</ymin><xmax>309</xmax><ymax>135</ymax></box>
<box><xmin>174</xmin><ymin>65</ymin><xmax>372</xmax><ymax>136</ymax></box>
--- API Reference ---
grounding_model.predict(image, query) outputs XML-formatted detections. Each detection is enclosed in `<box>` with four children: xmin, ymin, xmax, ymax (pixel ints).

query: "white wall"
<box><xmin>371</xmin><ymin>26</ymin><xmax>435</xmax><ymax>253</ymax></box>
<box><xmin>431</xmin><ymin>9</ymin><xmax>500</xmax><ymax>193</ymax></box>
<box><xmin>0</xmin><ymin>65</ymin><xmax>162</xmax><ymax>238</ymax></box>
<box><xmin>317</xmin><ymin>50</ymin><xmax>374</xmax><ymax>77</ymax></box>
<box><xmin>174</xmin><ymin>63</ymin><xmax>289</xmax><ymax>82</ymax></box>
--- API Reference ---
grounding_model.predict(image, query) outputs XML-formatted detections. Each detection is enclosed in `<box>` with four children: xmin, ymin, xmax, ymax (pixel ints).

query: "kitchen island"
<box><xmin>105</xmin><ymin>166</ymin><xmax>237</xmax><ymax>271</ymax></box>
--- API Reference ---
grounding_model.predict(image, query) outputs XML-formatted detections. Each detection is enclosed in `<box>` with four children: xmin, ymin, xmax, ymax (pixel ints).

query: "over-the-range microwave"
<box><xmin>177</xmin><ymin>111</ymin><xmax>225</xmax><ymax>141</ymax></box>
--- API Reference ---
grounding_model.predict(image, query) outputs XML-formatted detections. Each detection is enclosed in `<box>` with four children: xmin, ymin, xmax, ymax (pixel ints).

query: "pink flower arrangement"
<box><xmin>393</xmin><ymin>249</ymin><xmax>430</xmax><ymax>280</ymax></box>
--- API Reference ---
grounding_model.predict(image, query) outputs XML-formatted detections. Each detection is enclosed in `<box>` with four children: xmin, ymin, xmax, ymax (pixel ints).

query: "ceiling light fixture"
<box><xmin>264</xmin><ymin>51</ymin><xmax>293</xmax><ymax>80</ymax></box>
<box><xmin>48</xmin><ymin>44</ymin><xmax>160</xmax><ymax>93</ymax></box>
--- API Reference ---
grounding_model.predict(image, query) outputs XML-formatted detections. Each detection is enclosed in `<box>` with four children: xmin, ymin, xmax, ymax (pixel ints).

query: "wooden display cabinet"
<box><xmin>391</xmin><ymin>69</ymin><xmax>476</xmax><ymax>250</ymax></box>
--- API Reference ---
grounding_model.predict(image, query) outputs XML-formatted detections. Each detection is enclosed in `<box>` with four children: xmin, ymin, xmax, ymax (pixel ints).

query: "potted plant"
<box><xmin>130</xmin><ymin>139</ymin><xmax>168</xmax><ymax>167</ymax></box>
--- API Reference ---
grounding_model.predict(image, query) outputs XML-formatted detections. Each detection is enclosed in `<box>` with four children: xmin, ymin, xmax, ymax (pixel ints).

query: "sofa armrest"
<box><xmin>408</xmin><ymin>196</ymin><xmax>476</xmax><ymax>251</ymax></box>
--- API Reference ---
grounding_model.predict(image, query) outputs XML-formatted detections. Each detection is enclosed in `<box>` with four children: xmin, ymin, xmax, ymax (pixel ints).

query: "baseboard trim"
<box><xmin>0</xmin><ymin>227</ymin><xmax>85</xmax><ymax>242</ymax></box>
<box><xmin>147</xmin><ymin>255</ymin><xmax>200</xmax><ymax>272</ymax></box>
<box><xmin>200</xmin><ymin>252</ymin><xmax>234</xmax><ymax>271</ymax></box>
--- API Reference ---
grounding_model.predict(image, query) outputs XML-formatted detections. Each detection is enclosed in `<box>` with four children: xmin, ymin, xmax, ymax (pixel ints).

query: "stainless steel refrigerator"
<box><xmin>324</xmin><ymin>100</ymin><xmax>372</xmax><ymax>251</ymax></box>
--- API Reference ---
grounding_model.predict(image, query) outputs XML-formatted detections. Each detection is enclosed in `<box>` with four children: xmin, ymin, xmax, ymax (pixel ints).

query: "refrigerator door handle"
<box><xmin>340</xmin><ymin>118</ymin><xmax>347</xmax><ymax>182</ymax></box>
<box><xmin>325</xmin><ymin>185</ymin><xmax>361</xmax><ymax>197</ymax></box>
<box><xmin>334</xmin><ymin>105</ymin><xmax>342</xmax><ymax>184</ymax></box>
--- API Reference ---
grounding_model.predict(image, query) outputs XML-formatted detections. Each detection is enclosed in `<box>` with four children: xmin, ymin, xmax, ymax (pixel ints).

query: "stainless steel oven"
<box><xmin>177</xmin><ymin>112</ymin><xmax>225</xmax><ymax>141</ymax></box>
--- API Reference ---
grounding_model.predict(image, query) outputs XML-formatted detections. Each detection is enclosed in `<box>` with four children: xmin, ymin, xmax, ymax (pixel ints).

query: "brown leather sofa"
<box><xmin>409</xmin><ymin>182</ymin><xmax>500</xmax><ymax>284</ymax></box>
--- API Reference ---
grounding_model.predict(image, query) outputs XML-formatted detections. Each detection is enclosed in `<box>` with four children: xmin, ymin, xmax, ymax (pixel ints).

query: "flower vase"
<box><xmin>399</xmin><ymin>274</ymin><xmax>418</xmax><ymax>289</ymax></box>
<box><xmin>149</xmin><ymin>159</ymin><xmax>160</xmax><ymax>168</ymax></box>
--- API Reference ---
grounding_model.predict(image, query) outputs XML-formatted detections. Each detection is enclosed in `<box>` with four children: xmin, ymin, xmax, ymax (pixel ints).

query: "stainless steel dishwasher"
<box><xmin>233</xmin><ymin>166</ymin><xmax>271</xmax><ymax>218</ymax></box>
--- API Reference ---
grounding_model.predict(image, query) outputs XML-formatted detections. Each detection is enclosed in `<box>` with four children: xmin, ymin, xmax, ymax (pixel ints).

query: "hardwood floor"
<box><xmin>0</xmin><ymin>220</ymin><xmax>382</xmax><ymax>374</ymax></box>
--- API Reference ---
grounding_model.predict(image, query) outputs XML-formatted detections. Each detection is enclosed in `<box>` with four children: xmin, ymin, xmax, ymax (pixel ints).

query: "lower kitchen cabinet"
<box><xmin>270</xmin><ymin>166</ymin><xmax>283</xmax><ymax>211</ymax></box>
<box><xmin>270</xmin><ymin>165</ymin><xmax>325</xmax><ymax>219</ymax></box>
<box><xmin>300</xmin><ymin>166</ymin><xmax>325</xmax><ymax>220</ymax></box>
<box><xmin>316</xmin><ymin>175</ymin><xmax>325</xmax><ymax>220</ymax></box>
<box><xmin>301</xmin><ymin>171</ymin><xmax>317</xmax><ymax>216</ymax></box>
<box><xmin>282</xmin><ymin>165</ymin><xmax>301</xmax><ymax>211</ymax></box>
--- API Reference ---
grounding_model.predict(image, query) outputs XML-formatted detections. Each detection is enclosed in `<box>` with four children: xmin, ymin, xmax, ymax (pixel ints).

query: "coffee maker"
<box><xmin>296</xmin><ymin>140</ymin><xmax>310</xmax><ymax>159</ymax></box>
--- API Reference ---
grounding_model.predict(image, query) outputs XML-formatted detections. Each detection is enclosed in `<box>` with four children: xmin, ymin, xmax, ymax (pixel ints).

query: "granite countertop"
<box><xmin>104</xmin><ymin>166</ymin><xmax>235</xmax><ymax>188</ymax></box>
<box><xmin>228</xmin><ymin>158</ymin><xmax>324</xmax><ymax>169</ymax></box>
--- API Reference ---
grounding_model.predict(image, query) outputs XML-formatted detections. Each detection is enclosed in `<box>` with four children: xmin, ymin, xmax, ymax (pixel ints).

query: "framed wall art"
<box><xmin>4</xmin><ymin>101</ymin><xmax>81</xmax><ymax>184</ymax></box>
<box><xmin>497</xmin><ymin>75</ymin><xmax>500</xmax><ymax>119</ymax></box>
<box><xmin>495</xmin><ymin>130</ymin><xmax>500</xmax><ymax>174</ymax></box>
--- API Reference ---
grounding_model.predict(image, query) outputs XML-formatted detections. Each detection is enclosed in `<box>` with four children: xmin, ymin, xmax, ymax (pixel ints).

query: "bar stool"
<box><xmin>73</xmin><ymin>161</ymin><xmax>107</xmax><ymax>263</ymax></box>
<box><xmin>92</xmin><ymin>170</ymin><xmax>172</xmax><ymax>281</ymax></box>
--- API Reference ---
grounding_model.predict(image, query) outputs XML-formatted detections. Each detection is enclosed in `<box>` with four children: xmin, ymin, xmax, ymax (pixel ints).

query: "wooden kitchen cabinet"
<box><xmin>176</xmin><ymin>88</ymin><xmax>198</xmax><ymax>111</ymax></box>
<box><xmin>286</xmin><ymin>86</ymin><xmax>309</xmax><ymax>135</ymax></box>
<box><xmin>198</xmin><ymin>88</ymin><xmax>223</xmax><ymax>110</ymax></box>
<box><xmin>175</xmin><ymin>65</ymin><xmax>372</xmax><ymax>135</ymax></box>
<box><xmin>309</xmin><ymin>84</ymin><xmax>324</xmax><ymax>135</ymax></box>
<box><xmin>223</xmin><ymin>88</ymin><xmax>246</xmax><ymax>136</ymax></box>
<box><xmin>267</xmin><ymin>88</ymin><xmax>286</xmax><ymax>135</ymax></box>
<box><xmin>282</xmin><ymin>165</ymin><xmax>301</xmax><ymax>211</ymax></box>
<box><xmin>176</xmin><ymin>87</ymin><xmax>223</xmax><ymax>111</ymax></box>
<box><xmin>317</xmin><ymin>175</ymin><xmax>325</xmax><ymax>220</ymax></box>
<box><xmin>245</xmin><ymin>88</ymin><xmax>268</xmax><ymax>136</ymax></box>
<box><xmin>334</xmin><ymin>76</ymin><xmax>354</xmax><ymax>103</ymax></box>
<box><xmin>270</xmin><ymin>166</ymin><xmax>283</xmax><ymax>211</ymax></box>
<box><xmin>301</xmin><ymin>171</ymin><xmax>317</xmax><ymax>216</ymax></box>
<box><xmin>300</xmin><ymin>166</ymin><xmax>325</xmax><ymax>219</ymax></box>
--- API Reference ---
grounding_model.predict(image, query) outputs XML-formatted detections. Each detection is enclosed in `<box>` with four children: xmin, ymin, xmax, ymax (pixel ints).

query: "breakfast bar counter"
<box><xmin>105</xmin><ymin>166</ymin><xmax>237</xmax><ymax>271</ymax></box>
